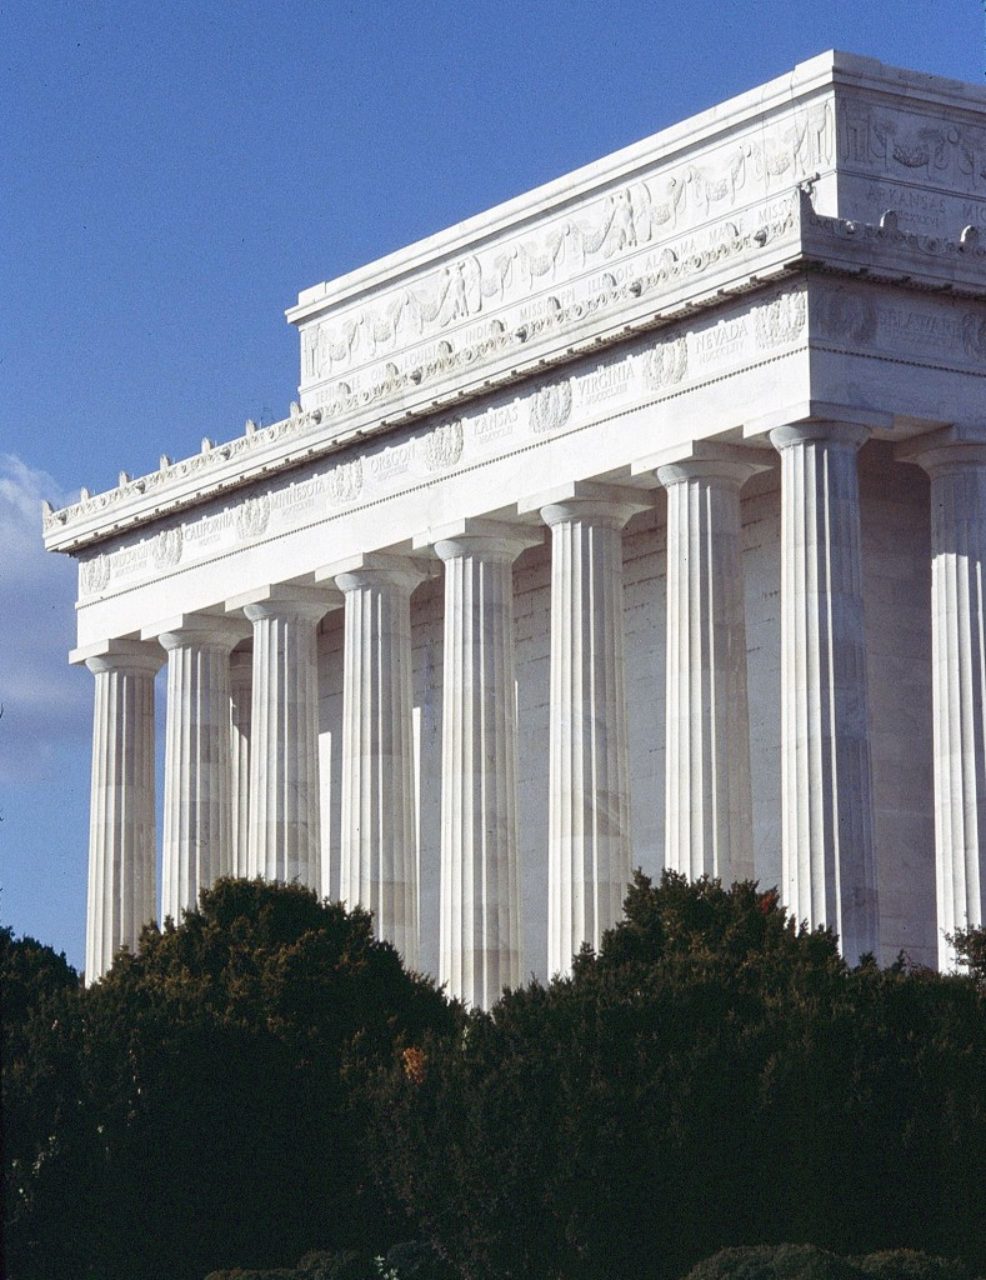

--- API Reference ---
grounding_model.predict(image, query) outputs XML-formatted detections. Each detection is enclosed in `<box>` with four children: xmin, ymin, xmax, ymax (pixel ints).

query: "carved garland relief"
<box><xmin>841</xmin><ymin>108</ymin><xmax>986</xmax><ymax>188</ymax></box>
<box><xmin>301</xmin><ymin>103</ymin><xmax>834</xmax><ymax>385</ymax></box>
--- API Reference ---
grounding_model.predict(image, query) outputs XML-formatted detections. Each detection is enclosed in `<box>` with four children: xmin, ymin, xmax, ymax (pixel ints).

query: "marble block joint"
<box><xmin>52</xmin><ymin>52</ymin><xmax>986</xmax><ymax>989</ymax></box>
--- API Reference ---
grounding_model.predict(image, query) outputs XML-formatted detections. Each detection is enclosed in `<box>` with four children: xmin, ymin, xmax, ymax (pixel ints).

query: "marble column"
<box><xmin>325</xmin><ymin>553</ymin><xmax>425</xmax><ymax>967</ymax></box>
<box><xmin>235</xmin><ymin>585</ymin><xmax>335</xmax><ymax>890</ymax></box>
<box><xmin>520</xmin><ymin>481</ymin><xmax>649</xmax><ymax>976</ymax></box>
<box><xmin>652</xmin><ymin>445</ymin><xmax>765</xmax><ymax>885</ymax></box>
<box><xmin>145</xmin><ymin>615</ymin><xmax>246</xmax><ymax>924</ymax></box>
<box><xmin>771</xmin><ymin>421</ymin><xmax>878</xmax><ymax>964</ymax></box>
<box><xmin>416</xmin><ymin>518</ymin><xmax>541</xmax><ymax>1009</ymax></box>
<box><xmin>904</xmin><ymin>431</ymin><xmax>986</xmax><ymax>969</ymax></box>
<box><xmin>229</xmin><ymin>647</ymin><xmax>252</xmax><ymax>879</ymax></box>
<box><xmin>81</xmin><ymin>640</ymin><xmax>163</xmax><ymax>984</ymax></box>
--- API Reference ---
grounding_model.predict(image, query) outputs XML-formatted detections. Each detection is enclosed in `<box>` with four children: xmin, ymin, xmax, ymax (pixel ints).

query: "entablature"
<box><xmin>43</xmin><ymin>196</ymin><xmax>985</xmax><ymax>557</ymax></box>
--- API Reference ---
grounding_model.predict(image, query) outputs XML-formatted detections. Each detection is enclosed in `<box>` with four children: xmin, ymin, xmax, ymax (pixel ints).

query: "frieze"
<box><xmin>472</xmin><ymin>402</ymin><xmax>519</xmax><ymax>442</ymax></box>
<box><xmin>694</xmin><ymin>316</ymin><xmax>749</xmax><ymax>366</ymax></box>
<box><xmin>574</xmin><ymin>361</ymin><xmax>633</xmax><ymax>408</ymax></box>
<box><xmin>418</xmin><ymin>420</ymin><xmax>464</xmax><ymax>471</ymax></box>
<box><xmin>325</xmin><ymin>458</ymin><xmax>363</xmax><ymax>505</ymax></box>
<box><xmin>808</xmin><ymin>276</ymin><xmax>986</xmax><ymax>375</ymax></box>
<box><xmin>530</xmin><ymin>382</ymin><xmax>573</xmax><ymax>433</ymax></box>
<box><xmin>815</xmin><ymin>286</ymin><xmax>879</xmax><ymax>343</ymax></box>
<box><xmin>80</xmin><ymin>553</ymin><xmax>111</xmax><ymax>596</ymax></box>
<box><xmin>152</xmin><ymin>527</ymin><xmax>183</xmax><ymax>569</ymax></box>
<box><xmin>841</xmin><ymin>105</ymin><xmax>986</xmax><ymax>192</ymax></box>
<box><xmin>642</xmin><ymin>335</ymin><xmax>688</xmax><ymax>389</ymax></box>
<box><xmin>964</xmin><ymin>314</ymin><xmax>986</xmax><ymax>361</ymax></box>
<box><xmin>298</xmin><ymin>103</ymin><xmax>832</xmax><ymax>394</ymax></box>
<box><xmin>369</xmin><ymin>442</ymin><xmax>414</xmax><ymax>481</ymax></box>
<box><xmin>754</xmin><ymin>290</ymin><xmax>808</xmax><ymax>346</ymax></box>
<box><xmin>302</xmin><ymin>190</ymin><xmax>805</xmax><ymax>411</ymax></box>
<box><xmin>235</xmin><ymin>494</ymin><xmax>271</xmax><ymax>541</ymax></box>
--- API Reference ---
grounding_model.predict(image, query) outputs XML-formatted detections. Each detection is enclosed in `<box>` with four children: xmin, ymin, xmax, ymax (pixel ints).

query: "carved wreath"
<box><xmin>419</xmin><ymin>420</ymin><xmax>464</xmax><ymax>472</ymax></box>
<box><xmin>81</xmin><ymin>553</ymin><xmax>111</xmax><ymax>595</ymax></box>
<box><xmin>326</xmin><ymin>458</ymin><xmax>364</xmax><ymax>505</ymax></box>
<box><xmin>643</xmin><ymin>336</ymin><xmax>688</xmax><ymax>391</ymax></box>
<box><xmin>755</xmin><ymin>292</ymin><xmax>807</xmax><ymax>347</ymax></box>
<box><xmin>530</xmin><ymin>381</ymin><xmax>573</xmax><ymax>434</ymax></box>
<box><xmin>235</xmin><ymin>493</ymin><xmax>271</xmax><ymax>541</ymax></box>
<box><xmin>152</xmin><ymin>527</ymin><xmax>183</xmax><ymax>569</ymax></box>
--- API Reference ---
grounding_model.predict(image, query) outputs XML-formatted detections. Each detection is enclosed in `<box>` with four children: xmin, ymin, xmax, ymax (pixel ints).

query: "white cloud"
<box><xmin>0</xmin><ymin>453</ymin><xmax>90</xmax><ymax>784</ymax></box>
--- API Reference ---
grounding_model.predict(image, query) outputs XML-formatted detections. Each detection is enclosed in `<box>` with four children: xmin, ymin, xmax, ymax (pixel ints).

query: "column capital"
<box><xmin>770</xmin><ymin>421</ymin><xmax>871</xmax><ymax>452</ymax></box>
<box><xmin>71</xmin><ymin>637</ymin><xmax>165</xmax><ymax>677</ymax></box>
<box><xmin>141</xmin><ymin>612</ymin><xmax>250</xmax><ymax>652</ymax></box>
<box><xmin>414</xmin><ymin>517</ymin><xmax>543</xmax><ymax>563</ymax></box>
<box><xmin>226</xmin><ymin>582</ymin><xmax>342</xmax><ymax>624</ymax></box>
<box><xmin>743</xmin><ymin>400</ymin><xmax>892</xmax><ymax>441</ymax></box>
<box><xmin>895</xmin><ymin>423</ymin><xmax>986</xmax><ymax>473</ymax></box>
<box><xmin>517</xmin><ymin>479</ymin><xmax>652</xmax><ymax>529</ymax></box>
<box><xmin>634</xmin><ymin>441</ymin><xmax>772</xmax><ymax>489</ymax></box>
<box><xmin>316</xmin><ymin>550</ymin><xmax>431</xmax><ymax>595</ymax></box>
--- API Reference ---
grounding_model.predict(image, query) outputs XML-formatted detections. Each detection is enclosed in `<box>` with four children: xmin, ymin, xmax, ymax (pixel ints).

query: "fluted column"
<box><xmin>81</xmin><ymin>640</ymin><xmax>163</xmax><ymax>984</ymax></box>
<box><xmin>323</xmin><ymin>553</ymin><xmax>425</xmax><ymax>967</ymax></box>
<box><xmin>236</xmin><ymin>585</ymin><xmax>336</xmax><ymax>890</ymax></box>
<box><xmin>520</xmin><ymin>481</ymin><xmax>649</xmax><ymax>975</ymax></box>
<box><xmin>229</xmin><ymin>648</ymin><xmax>252</xmax><ymax>878</ymax></box>
<box><xmin>144</xmin><ymin>615</ymin><xmax>246</xmax><ymax>923</ymax></box>
<box><xmin>771</xmin><ymin>421</ymin><xmax>878</xmax><ymax>964</ymax></box>
<box><xmin>652</xmin><ymin>445</ymin><xmax>765</xmax><ymax>885</ymax></box>
<box><xmin>903</xmin><ymin>431</ymin><xmax>986</xmax><ymax>969</ymax></box>
<box><xmin>416</xmin><ymin>518</ymin><xmax>541</xmax><ymax>1009</ymax></box>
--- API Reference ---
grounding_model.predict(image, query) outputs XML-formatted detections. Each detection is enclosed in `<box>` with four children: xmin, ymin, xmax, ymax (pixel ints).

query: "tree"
<box><xmin>365</xmin><ymin>874</ymin><xmax>986</xmax><ymax>1280</ymax></box>
<box><xmin>2</xmin><ymin>928</ymin><xmax>81</xmax><ymax>1254</ymax></box>
<box><xmin>4</xmin><ymin>880</ymin><xmax>458</xmax><ymax>1280</ymax></box>
<box><xmin>950</xmin><ymin>925</ymin><xmax>986</xmax><ymax>985</ymax></box>
<box><xmin>682</xmin><ymin>1244</ymin><xmax>981</xmax><ymax>1280</ymax></box>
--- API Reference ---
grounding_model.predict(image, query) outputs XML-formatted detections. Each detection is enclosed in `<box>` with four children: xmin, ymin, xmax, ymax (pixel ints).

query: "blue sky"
<box><xmin>2</xmin><ymin>0</ymin><xmax>982</xmax><ymax>969</ymax></box>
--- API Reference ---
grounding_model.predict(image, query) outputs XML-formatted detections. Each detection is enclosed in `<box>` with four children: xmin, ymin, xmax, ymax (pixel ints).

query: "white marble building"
<box><xmin>44</xmin><ymin>52</ymin><xmax>986</xmax><ymax>998</ymax></box>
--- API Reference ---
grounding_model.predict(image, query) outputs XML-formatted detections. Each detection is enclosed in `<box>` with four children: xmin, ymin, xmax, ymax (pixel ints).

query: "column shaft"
<box><xmin>772</xmin><ymin>422</ymin><xmax>878</xmax><ymax>964</ymax></box>
<box><xmin>334</xmin><ymin>556</ymin><xmax>423</xmax><ymax>966</ymax></box>
<box><xmin>84</xmin><ymin>643</ymin><xmax>162</xmax><ymax>983</ymax></box>
<box><xmin>909</xmin><ymin>442</ymin><xmax>986</xmax><ymax>968</ymax></box>
<box><xmin>534</xmin><ymin>485</ymin><xmax>646</xmax><ymax>975</ymax></box>
<box><xmin>244</xmin><ymin>592</ymin><xmax>329</xmax><ymax>889</ymax></box>
<box><xmin>229</xmin><ymin>648</ymin><xmax>252</xmax><ymax>879</ymax></box>
<box><xmin>430</xmin><ymin>522</ymin><xmax>539</xmax><ymax>1008</ymax></box>
<box><xmin>156</xmin><ymin>619</ymin><xmax>243</xmax><ymax>923</ymax></box>
<box><xmin>657</xmin><ymin>455</ymin><xmax>759</xmax><ymax>884</ymax></box>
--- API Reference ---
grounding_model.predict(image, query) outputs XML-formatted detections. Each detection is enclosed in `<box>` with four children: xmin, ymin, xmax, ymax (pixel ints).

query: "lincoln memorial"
<box><xmin>44</xmin><ymin>52</ymin><xmax>986</xmax><ymax>999</ymax></box>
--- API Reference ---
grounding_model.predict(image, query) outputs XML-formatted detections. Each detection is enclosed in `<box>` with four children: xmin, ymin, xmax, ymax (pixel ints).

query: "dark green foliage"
<box><xmin>203</xmin><ymin>1241</ymin><xmax>453</xmax><ymax>1279</ymax></box>
<box><xmin>364</xmin><ymin>873</ymin><xmax>986</xmax><ymax>1280</ymax></box>
<box><xmin>1</xmin><ymin>927</ymin><xmax>81</xmax><ymax>1243</ymax></box>
<box><xmin>8</xmin><ymin>874</ymin><xmax>986</xmax><ymax>1280</ymax></box>
<box><xmin>854</xmin><ymin>1252</ymin><xmax>977</xmax><ymax>1280</ymax></box>
<box><xmin>4</xmin><ymin>880</ymin><xmax>457</xmax><ymax>1280</ymax></box>
<box><xmin>951</xmin><ymin>925</ymin><xmax>986</xmax><ymax>984</ymax></box>
<box><xmin>683</xmin><ymin>1244</ymin><xmax>860</xmax><ymax>1280</ymax></box>
<box><xmin>683</xmin><ymin>1245</ymin><xmax>980</xmax><ymax>1280</ymax></box>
